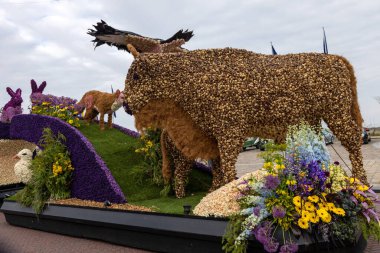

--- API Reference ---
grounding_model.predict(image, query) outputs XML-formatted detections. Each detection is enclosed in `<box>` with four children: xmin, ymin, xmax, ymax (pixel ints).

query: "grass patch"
<box><xmin>78</xmin><ymin>122</ymin><xmax>211</xmax><ymax>214</ymax></box>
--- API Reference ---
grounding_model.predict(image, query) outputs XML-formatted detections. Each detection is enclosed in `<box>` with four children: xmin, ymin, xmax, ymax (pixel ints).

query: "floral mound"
<box><xmin>0</xmin><ymin>122</ymin><xmax>10</xmax><ymax>139</ymax></box>
<box><xmin>193</xmin><ymin>170</ymin><xmax>266</xmax><ymax>217</ymax></box>
<box><xmin>9</xmin><ymin>114</ymin><xmax>125</xmax><ymax>203</ymax></box>
<box><xmin>222</xmin><ymin>124</ymin><xmax>380</xmax><ymax>253</ymax></box>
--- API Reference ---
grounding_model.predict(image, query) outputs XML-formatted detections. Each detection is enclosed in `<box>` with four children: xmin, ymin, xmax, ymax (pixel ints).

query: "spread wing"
<box><xmin>88</xmin><ymin>20</ymin><xmax>194</xmax><ymax>53</ymax></box>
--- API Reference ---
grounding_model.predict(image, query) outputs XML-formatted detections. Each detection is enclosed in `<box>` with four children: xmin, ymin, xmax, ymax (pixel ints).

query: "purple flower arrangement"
<box><xmin>0</xmin><ymin>121</ymin><xmax>10</xmax><ymax>139</ymax></box>
<box><xmin>1</xmin><ymin>87</ymin><xmax>23</xmax><ymax>123</ymax></box>
<box><xmin>10</xmin><ymin>114</ymin><xmax>126</xmax><ymax>203</ymax></box>
<box><xmin>223</xmin><ymin>124</ymin><xmax>380</xmax><ymax>253</ymax></box>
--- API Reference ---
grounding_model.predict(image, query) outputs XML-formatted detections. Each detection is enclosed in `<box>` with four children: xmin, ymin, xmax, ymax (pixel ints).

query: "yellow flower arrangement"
<box><xmin>298</xmin><ymin>218</ymin><xmax>309</xmax><ymax>229</ymax></box>
<box><xmin>301</xmin><ymin>210</ymin><xmax>311</xmax><ymax>221</ymax></box>
<box><xmin>332</xmin><ymin>207</ymin><xmax>346</xmax><ymax>216</ymax></box>
<box><xmin>321</xmin><ymin>212</ymin><xmax>332</xmax><ymax>223</ymax></box>
<box><xmin>327</xmin><ymin>202</ymin><xmax>336</xmax><ymax>211</ymax></box>
<box><xmin>263</xmin><ymin>162</ymin><xmax>272</xmax><ymax>169</ymax></box>
<box><xmin>305</xmin><ymin>202</ymin><xmax>316</xmax><ymax>212</ymax></box>
<box><xmin>293</xmin><ymin>196</ymin><xmax>302</xmax><ymax>207</ymax></box>
<box><xmin>309</xmin><ymin>212</ymin><xmax>320</xmax><ymax>223</ymax></box>
<box><xmin>286</xmin><ymin>179</ymin><xmax>296</xmax><ymax>185</ymax></box>
<box><xmin>316</xmin><ymin>208</ymin><xmax>330</xmax><ymax>221</ymax></box>
<box><xmin>307</xmin><ymin>195</ymin><xmax>319</xmax><ymax>203</ymax></box>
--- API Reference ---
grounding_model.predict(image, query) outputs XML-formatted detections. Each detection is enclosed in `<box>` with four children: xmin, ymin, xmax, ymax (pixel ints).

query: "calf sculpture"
<box><xmin>124</xmin><ymin>47</ymin><xmax>366</xmax><ymax>189</ymax></box>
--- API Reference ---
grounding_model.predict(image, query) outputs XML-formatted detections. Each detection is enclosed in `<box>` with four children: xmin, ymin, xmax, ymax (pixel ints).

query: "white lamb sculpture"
<box><xmin>13</xmin><ymin>149</ymin><xmax>33</xmax><ymax>184</ymax></box>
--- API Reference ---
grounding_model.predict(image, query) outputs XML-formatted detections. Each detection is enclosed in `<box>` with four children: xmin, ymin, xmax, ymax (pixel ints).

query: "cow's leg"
<box><xmin>209</xmin><ymin>157</ymin><xmax>224</xmax><ymax>192</ymax></box>
<box><xmin>84</xmin><ymin>108</ymin><xmax>98</xmax><ymax>125</ymax></box>
<box><xmin>173</xmin><ymin>156</ymin><xmax>192</xmax><ymax>198</ymax></box>
<box><xmin>99</xmin><ymin>113</ymin><xmax>105</xmax><ymax>130</ymax></box>
<box><xmin>160</xmin><ymin>131</ymin><xmax>172</xmax><ymax>185</ymax></box>
<box><xmin>324</xmin><ymin>114</ymin><xmax>366</xmax><ymax>184</ymax></box>
<box><xmin>214</xmin><ymin>136</ymin><xmax>245</xmax><ymax>188</ymax></box>
<box><xmin>107</xmin><ymin>113</ymin><xmax>113</xmax><ymax>128</ymax></box>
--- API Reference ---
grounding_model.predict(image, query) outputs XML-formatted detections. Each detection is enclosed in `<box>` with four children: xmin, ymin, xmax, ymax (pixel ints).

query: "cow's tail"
<box><xmin>341</xmin><ymin>57</ymin><xmax>363</xmax><ymax>129</ymax></box>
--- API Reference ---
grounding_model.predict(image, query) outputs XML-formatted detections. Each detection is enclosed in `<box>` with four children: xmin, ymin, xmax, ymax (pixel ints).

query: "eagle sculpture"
<box><xmin>88</xmin><ymin>20</ymin><xmax>194</xmax><ymax>53</ymax></box>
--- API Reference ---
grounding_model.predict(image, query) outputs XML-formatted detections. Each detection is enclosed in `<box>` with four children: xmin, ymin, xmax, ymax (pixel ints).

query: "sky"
<box><xmin>0</xmin><ymin>0</ymin><xmax>379</xmax><ymax>131</ymax></box>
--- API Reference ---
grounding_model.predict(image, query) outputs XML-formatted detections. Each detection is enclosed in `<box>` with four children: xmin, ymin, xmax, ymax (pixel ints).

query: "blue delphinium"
<box><xmin>285</xmin><ymin>123</ymin><xmax>330</xmax><ymax>169</ymax></box>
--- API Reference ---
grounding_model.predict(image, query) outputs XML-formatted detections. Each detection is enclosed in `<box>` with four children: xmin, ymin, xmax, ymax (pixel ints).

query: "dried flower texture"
<box><xmin>161</xmin><ymin>129</ymin><xmax>192</xmax><ymax>198</ymax></box>
<box><xmin>124</xmin><ymin>48</ymin><xmax>366</xmax><ymax>187</ymax></box>
<box><xmin>193</xmin><ymin>170</ymin><xmax>267</xmax><ymax>217</ymax></box>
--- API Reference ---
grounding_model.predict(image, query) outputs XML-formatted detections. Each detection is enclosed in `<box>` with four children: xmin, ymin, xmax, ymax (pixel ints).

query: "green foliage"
<box><xmin>258</xmin><ymin>141</ymin><xmax>286</xmax><ymax>163</ymax></box>
<box><xmin>32</xmin><ymin>102</ymin><xmax>80</xmax><ymax>127</ymax></box>
<box><xmin>135</xmin><ymin>128</ymin><xmax>164</xmax><ymax>187</ymax></box>
<box><xmin>15</xmin><ymin>128</ymin><xmax>74</xmax><ymax>214</ymax></box>
<box><xmin>222</xmin><ymin>216</ymin><xmax>247</xmax><ymax>253</ymax></box>
<box><xmin>360</xmin><ymin>218</ymin><xmax>380</xmax><ymax>242</ymax></box>
<box><xmin>79</xmin><ymin>123</ymin><xmax>211</xmax><ymax>213</ymax></box>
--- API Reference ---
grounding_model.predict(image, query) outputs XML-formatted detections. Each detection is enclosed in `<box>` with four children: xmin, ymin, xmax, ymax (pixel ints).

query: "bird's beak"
<box><xmin>13</xmin><ymin>155</ymin><xmax>19</xmax><ymax>160</ymax></box>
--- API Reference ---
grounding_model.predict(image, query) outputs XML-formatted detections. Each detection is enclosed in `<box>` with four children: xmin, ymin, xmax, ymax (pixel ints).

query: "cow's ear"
<box><xmin>127</xmin><ymin>44</ymin><xmax>140</xmax><ymax>59</ymax></box>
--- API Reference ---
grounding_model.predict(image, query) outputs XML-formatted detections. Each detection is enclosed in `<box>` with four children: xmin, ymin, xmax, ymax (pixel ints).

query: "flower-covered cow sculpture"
<box><xmin>123</xmin><ymin>46</ymin><xmax>366</xmax><ymax>190</ymax></box>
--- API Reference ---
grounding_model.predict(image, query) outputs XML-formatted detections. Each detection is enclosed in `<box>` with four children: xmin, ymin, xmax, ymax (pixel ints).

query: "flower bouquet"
<box><xmin>223</xmin><ymin>123</ymin><xmax>380</xmax><ymax>253</ymax></box>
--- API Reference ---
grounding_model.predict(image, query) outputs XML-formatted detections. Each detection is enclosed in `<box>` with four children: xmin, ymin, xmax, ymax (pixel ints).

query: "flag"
<box><xmin>271</xmin><ymin>42</ymin><xmax>278</xmax><ymax>55</ymax></box>
<box><xmin>323</xmin><ymin>27</ymin><xmax>328</xmax><ymax>54</ymax></box>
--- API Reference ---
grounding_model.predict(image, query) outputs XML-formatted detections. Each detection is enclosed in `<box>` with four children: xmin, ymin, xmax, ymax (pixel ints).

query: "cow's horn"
<box><xmin>127</xmin><ymin>44</ymin><xmax>140</xmax><ymax>58</ymax></box>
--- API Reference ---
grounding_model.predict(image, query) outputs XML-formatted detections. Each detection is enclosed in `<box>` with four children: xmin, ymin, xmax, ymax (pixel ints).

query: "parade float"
<box><xmin>1</xmin><ymin>21</ymin><xmax>379</xmax><ymax>253</ymax></box>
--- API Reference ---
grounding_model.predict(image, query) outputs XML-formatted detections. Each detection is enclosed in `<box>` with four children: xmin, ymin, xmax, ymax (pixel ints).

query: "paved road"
<box><xmin>0</xmin><ymin>212</ymin><xmax>149</xmax><ymax>253</ymax></box>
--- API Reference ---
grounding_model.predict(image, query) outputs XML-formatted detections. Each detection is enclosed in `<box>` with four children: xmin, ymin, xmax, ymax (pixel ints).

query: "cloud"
<box><xmin>0</xmin><ymin>0</ymin><xmax>379</xmax><ymax>130</ymax></box>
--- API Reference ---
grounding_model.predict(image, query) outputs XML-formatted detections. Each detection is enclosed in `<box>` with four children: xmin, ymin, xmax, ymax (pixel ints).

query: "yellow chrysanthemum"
<box><xmin>68</xmin><ymin>120</ymin><xmax>74</xmax><ymax>124</ymax></box>
<box><xmin>332</xmin><ymin>208</ymin><xmax>346</xmax><ymax>216</ymax></box>
<box><xmin>357</xmin><ymin>185</ymin><xmax>369</xmax><ymax>192</ymax></box>
<box><xmin>317</xmin><ymin>208</ymin><xmax>329</xmax><ymax>219</ymax></box>
<box><xmin>308</xmin><ymin>195</ymin><xmax>319</xmax><ymax>203</ymax></box>
<box><xmin>293</xmin><ymin>196</ymin><xmax>302</xmax><ymax>207</ymax></box>
<box><xmin>321</xmin><ymin>212</ymin><xmax>332</xmax><ymax>223</ymax></box>
<box><xmin>327</xmin><ymin>203</ymin><xmax>335</xmax><ymax>211</ymax></box>
<box><xmin>298</xmin><ymin>218</ymin><xmax>309</xmax><ymax>229</ymax></box>
<box><xmin>318</xmin><ymin>202</ymin><xmax>328</xmax><ymax>209</ymax></box>
<box><xmin>263</xmin><ymin>162</ymin><xmax>272</xmax><ymax>169</ymax></box>
<box><xmin>295</xmin><ymin>206</ymin><xmax>302</xmax><ymax>214</ymax></box>
<box><xmin>305</xmin><ymin>202</ymin><xmax>315</xmax><ymax>212</ymax></box>
<box><xmin>349</xmin><ymin>177</ymin><xmax>361</xmax><ymax>184</ymax></box>
<box><xmin>301</xmin><ymin>210</ymin><xmax>310</xmax><ymax>221</ymax></box>
<box><xmin>309</xmin><ymin>212</ymin><xmax>319</xmax><ymax>223</ymax></box>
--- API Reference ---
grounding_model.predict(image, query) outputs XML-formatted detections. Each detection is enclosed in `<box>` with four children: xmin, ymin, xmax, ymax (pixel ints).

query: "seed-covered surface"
<box><xmin>193</xmin><ymin>170</ymin><xmax>267</xmax><ymax>217</ymax></box>
<box><xmin>124</xmin><ymin>48</ymin><xmax>366</xmax><ymax>187</ymax></box>
<box><xmin>52</xmin><ymin>198</ymin><xmax>153</xmax><ymax>212</ymax></box>
<box><xmin>0</xmin><ymin>139</ymin><xmax>36</xmax><ymax>186</ymax></box>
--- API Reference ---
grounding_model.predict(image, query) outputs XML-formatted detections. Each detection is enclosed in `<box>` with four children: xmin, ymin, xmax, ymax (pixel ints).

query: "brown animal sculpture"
<box><xmin>88</xmin><ymin>21</ymin><xmax>200</xmax><ymax>196</ymax></box>
<box><xmin>161</xmin><ymin>130</ymin><xmax>193</xmax><ymax>198</ymax></box>
<box><xmin>77</xmin><ymin>90</ymin><xmax>124</xmax><ymax>130</ymax></box>
<box><xmin>124</xmin><ymin>46</ymin><xmax>366</xmax><ymax>190</ymax></box>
